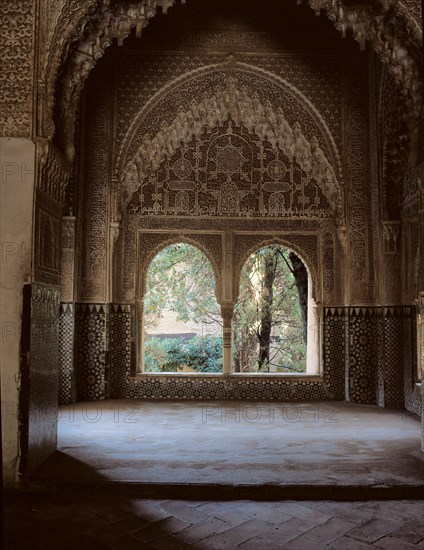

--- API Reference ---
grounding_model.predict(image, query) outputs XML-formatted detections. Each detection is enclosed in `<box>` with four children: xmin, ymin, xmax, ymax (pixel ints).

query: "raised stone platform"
<box><xmin>30</xmin><ymin>400</ymin><xmax>424</xmax><ymax>500</ymax></box>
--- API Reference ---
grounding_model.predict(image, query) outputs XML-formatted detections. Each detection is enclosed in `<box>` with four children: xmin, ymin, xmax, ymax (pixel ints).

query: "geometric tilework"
<box><xmin>74</xmin><ymin>304</ymin><xmax>107</xmax><ymax>401</ymax></box>
<box><xmin>323</xmin><ymin>307</ymin><xmax>348</xmax><ymax>401</ymax></box>
<box><xmin>347</xmin><ymin>309</ymin><xmax>379</xmax><ymax>404</ymax></box>
<box><xmin>72</xmin><ymin>304</ymin><xmax>417</xmax><ymax>409</ymax></box>
<box><xmin>345</xmin><ymin>306</ymin><xmax>413</xmax><ymax>408</ymax></box>
<box><xmin>58</xmin><ymin>303</ymin><xmax>75</xmax><ymax>405</ymax></box>
<box><xmin>126</xmin><ymin>375</ymin><xmax>331</xmax><ymax>401</ymax></box>
<box><xmin>110</xmin><ymin>304</ymin><xmax>132</xmax><ymax>398</ymax></box>
<box><xmin>404</xmin><ymin>310</ymin><xmax>422</xmax><ymax>416</ymax></box>
<box><xmin>380</xmin><ymin>310</ymin><xmax>406</xmax><ymax>408</ymax></box>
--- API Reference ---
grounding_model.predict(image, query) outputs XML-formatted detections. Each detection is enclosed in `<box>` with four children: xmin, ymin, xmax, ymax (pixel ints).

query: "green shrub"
<box><xmin>184</xmin><ymin>336</ymin><xmax>223</xmax><ymax>373</ymax></box>
<box><xmin>144</xmin><ymin>336</ymin><xmax>223</xmax><ymax>373</ymax></box>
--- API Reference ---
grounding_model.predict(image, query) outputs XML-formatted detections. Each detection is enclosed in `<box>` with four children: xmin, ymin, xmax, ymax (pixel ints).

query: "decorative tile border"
<box><xmin>74</xmin><ymin>304</ymin><xmax>108</xmax><ymax>401</ymax></box>
<box><xmin>72</xmin><ymin>303</ymin><xmax>417</xmax><ymax>408</ymax></box>
<box><xmin>58</xmin><ymin>303</ymin><xmax>75</xmax><ymax>405</ymax></box>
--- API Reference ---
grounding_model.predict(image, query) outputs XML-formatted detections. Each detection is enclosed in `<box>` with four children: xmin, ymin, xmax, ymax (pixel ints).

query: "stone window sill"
<box><xmin>134</xmin><ymin>372</ymin><xmax>323</xmax><ymax>381</ymax></box>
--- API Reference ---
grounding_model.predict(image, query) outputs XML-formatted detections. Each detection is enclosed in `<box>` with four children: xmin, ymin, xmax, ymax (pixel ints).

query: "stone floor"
<box><xmin>4</xmin><ymin>399</ymin><xmax>424</xmax><ymax>548</ymax></box>
<box><xmin>31</xmin><ymin>400</ymin><xmax>424</xmax><ymax>498</ymax></box>
<box><xmin>3</xmin><ymin>494</ymin><xmax>424</xmax><ymax>549</ymax></box>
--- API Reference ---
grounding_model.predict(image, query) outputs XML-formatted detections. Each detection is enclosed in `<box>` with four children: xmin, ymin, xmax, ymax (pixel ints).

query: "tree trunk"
<box><xmin>289</xmin><ymin>252</ymin><xmax>308</xmax><ymax>343</ymax></box>
<box><xmin>257</xmin><ymin>250</ymin><xmax>277</xmax><ymax>370</ymax></box>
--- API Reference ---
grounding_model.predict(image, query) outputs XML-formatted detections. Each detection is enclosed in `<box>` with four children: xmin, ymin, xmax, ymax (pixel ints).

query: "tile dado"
<box><xmin>126</xmin><ymin>374</ymin><xmax>330</xmax><ymax>401</ymax></box>
<box><xmin>110</xmin><ymin>304</ymin><xmax>133</xmax><ymax>399</ymax></box>
<box><xmin>325</xmin><ymin>306</ymin><xmax>416</xmax><ymax>408</ymax></box>
<box><xmin>74</xmin><ymin>304</ymin><xmax>108</xmax><ymax>401</ymax></box>
<box><xmin>20</xmin><ymin>283</ymin><xmax>60</xmax><ymax>477</ymax></box>
<box><xmin>62</xmin><ymin>303</ymin><xmax>416</xmax><ymax>407</ymax></box>
<box><xmin>58</xmin><ymin>303</ymin><xmax>75</xmax><ymax>405</ymax></box>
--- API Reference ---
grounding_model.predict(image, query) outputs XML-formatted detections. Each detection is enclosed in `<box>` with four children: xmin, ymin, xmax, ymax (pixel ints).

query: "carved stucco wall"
<box><xmin>79</xmin><ymin>46</ymin><xmax>369</xmax><ymax>305</ymax></box>
<box><xmin>42</xmin><ymin>0</ymin><xmax>422</xmax><ymax>162</ymax></box>
<box><xmin>376</xmin><ymin>58</ymin><xmax>424</xmax><ymax>417</ymax></box>
<box><xmin>71</xmin><ymin>29</ymin><xmax>386</xmax><ymax>403</ymax></box>
<box><xmin>0</xmin><ymin>0</ymin><xmax>35</xmax><ymax>136</ymax></box>
<box><xmin>77</xmin><ymin>58</ymin><xmax>112</xmax><ymax>303</ymax></box>
<box><xmin>1</xmin><ymin>0</ymin><xmax>422</xmax><ymax>481</ymax></box>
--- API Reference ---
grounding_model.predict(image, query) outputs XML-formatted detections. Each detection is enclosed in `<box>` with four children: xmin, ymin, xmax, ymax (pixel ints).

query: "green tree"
<box><xmin>144</xmin><ymin>243</ymin><xmax>307</xmax><ymax>373</ymax></box>
<box><xmin>144</xmin><ymin>243</ymin><xmax>221</xmax><ymax>332</ymax></box>
<box><xmin>233</xmin><ymin>245</ymin><xmax>307</xmax><ymax>373</ymax></box>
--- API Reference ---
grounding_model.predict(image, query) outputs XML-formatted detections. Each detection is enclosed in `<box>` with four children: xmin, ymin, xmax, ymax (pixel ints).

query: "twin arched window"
<box><xmin>141</xmin><ymin>242</ymin><xmax>318</xmax><ymax>375</ymax></box>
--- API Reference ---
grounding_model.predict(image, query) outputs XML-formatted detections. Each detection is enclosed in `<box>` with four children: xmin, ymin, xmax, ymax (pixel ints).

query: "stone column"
<box><xmin>137</xmin><ymin>298</ymin><xmax>145</xmax><ymax>373</ymax></box>
<box><xmin>221</xmin><ymin>303</ymin><xmax>234</xmax><ymax>375</ymax></box>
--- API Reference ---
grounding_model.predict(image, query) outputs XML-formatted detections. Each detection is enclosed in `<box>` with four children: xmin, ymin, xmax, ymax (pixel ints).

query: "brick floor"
<box><xmin>3</xmin><ymin>494</ymin><xmax>424</xmax><ymax>550</ymax></box>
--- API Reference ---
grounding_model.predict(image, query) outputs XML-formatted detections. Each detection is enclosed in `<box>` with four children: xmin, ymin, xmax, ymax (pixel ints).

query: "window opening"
<box><xmin>142</xmin><ymin>243</ymin><xmax>222</xmax><ymax>373</ymax></box>
<box><xmin>233</xmin><ymin>244</ymin><xmax>317</xmax><ymax>374</ymax></box>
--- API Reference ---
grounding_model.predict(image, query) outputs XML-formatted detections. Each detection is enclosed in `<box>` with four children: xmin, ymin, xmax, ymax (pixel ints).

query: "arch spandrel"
<box><xmin>46</xmin><ymin>0</ymin><xmax>422</xmax><ymax>154</ymax></box>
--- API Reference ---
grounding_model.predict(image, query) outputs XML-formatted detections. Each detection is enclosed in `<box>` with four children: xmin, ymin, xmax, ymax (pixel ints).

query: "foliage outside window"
<box><xmin>144</xmin><ymin>244</ymin><xmax>222</xmax><ymax>373</ymax></box>
<box><xmin>233</xmin><ymin>245</ymin><xmax>307</xmax><ymax>373</ymax></box>
<box><xmin>143</xmin><ymin>243</ymin><xmax>308</xmax><ymax>374</ymax></box>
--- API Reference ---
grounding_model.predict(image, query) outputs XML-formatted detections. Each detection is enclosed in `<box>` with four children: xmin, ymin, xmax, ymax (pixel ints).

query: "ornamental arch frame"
<box><xmin>44</xmin><ymin>0</ymin><xmax>422</xmax><ymax>162</ymax></box>
<box><xmin>115</xmin><ymin>61</ymin><xmax>345</xmax><ymax>222</ymax></box>
<box><xmin>135</xmin><ymin>233</ymin><xmax>223</xmax><ymax>301</ymax></box>
<box><xmin>233</xmin><ymin>236</ymin><xmax>319</xmax><ymax>304</ymax></box>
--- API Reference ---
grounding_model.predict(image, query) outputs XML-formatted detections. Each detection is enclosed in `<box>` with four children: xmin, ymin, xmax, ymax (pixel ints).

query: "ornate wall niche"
<box><xmin>112</xmin><ymin>58</ymin><xmax>346</xmax><ymax>310</ymax></box>
<box><xmin>58</xmin><ymin>0</ymin><xmax>419</xmax><ymax>409</ymax></box>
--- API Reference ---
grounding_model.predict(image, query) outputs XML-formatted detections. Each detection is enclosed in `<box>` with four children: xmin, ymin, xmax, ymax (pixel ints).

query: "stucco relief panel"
<box><xmin>0</xmin><ymin>0</ymin><xmax>34</xmax><ymax>136</ymax></box>
<box><xmin>115</xmin><ymin>53</ymin><xmax>343</xmax><ymax>162</ymax></box>
<box><xmin>78</xmin><ymin>61</ymin><xmax>112</xmax><ymax>302</ymax></box>
<box><xmin>344</xmin><ymin>54</ymin><xmax>374</xmax><ymax>304</ymax></box>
